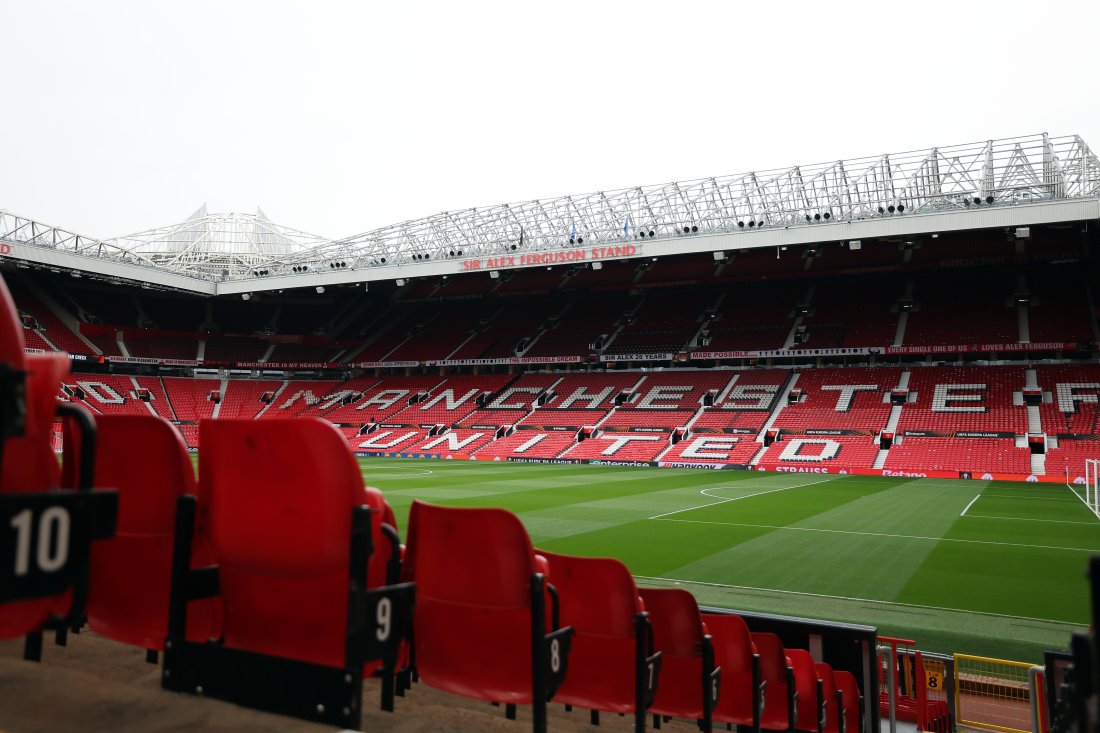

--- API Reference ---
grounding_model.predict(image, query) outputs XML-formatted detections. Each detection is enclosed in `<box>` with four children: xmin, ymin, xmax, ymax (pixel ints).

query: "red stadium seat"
<box><xmin>541</xmin><ymin>551</ymin><xmax>661</xmax><ymax>732</ymax></box>
<box><xmin>815</xmin><ymin>662</ymin><xmax>844</xmax><ymax>733</ymax></box>
<box><xmin>69</xmin><ymin>414</ymin><xmax>218</xmax><ymax>653</ymax></box>
<box><xmin>788</xmin><ymin>649</ymin><xmax>825</xmax><ymax>733</ymax></box>
<box><xmin>703</xmin><ymin>612</ymin><xmax>763</xmax><ymax>733</ymax></box>
<box><xmin>750</xmin><ymin>632</ymin><xmax>797</xmax><ymax>732</ymax></box>
<box><xmin>407</xmin><ymin>501</ymin><xmax>574</xmax><ymax>733</ymax></box>
<box><xmin>637</xmin><ymin>588</ymin><xmax>719</xmax><ymax>732</ymax></box>
<box><xmin>0</xmin><ymin>274</ymin><xmax>117</xmax><ymax>656</ymax></box>
<box><xmin>834</xmin><ymin>670</ymin><xmax>863</xmax><ymax>733</ymax></box>
<box><xmin>161</xmin><ymin>418</ymin><xmax>412</xmax><ymax>729</ymax></box>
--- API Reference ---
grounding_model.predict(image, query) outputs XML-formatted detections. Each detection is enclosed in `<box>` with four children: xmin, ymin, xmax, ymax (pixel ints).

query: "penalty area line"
<box><xmin>647</xmin><ymin>475</ymin><xmax>837</xmax><ymax>521</ymax></box>
<box><xmin>960</xmin><ymin>494</ymin><xmax>981</xmax><ymax>516</ymax></box>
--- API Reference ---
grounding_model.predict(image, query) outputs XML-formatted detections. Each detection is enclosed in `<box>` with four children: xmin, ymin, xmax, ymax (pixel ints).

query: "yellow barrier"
<box><xmin>954</xmin><ymin>653</ymin><xmax>1034</xmax><ymax>733</ymax></box>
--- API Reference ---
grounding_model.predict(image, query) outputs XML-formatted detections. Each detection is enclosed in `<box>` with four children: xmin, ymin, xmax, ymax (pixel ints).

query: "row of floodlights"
<box><xmin>329</xmin><ymin>261</ymin><xmax>348</xmax><ymax>269</ymax></box>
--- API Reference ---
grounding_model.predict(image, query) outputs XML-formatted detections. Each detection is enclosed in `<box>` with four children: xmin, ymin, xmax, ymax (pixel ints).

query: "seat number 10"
<box><xmin>9</xmin><ymin>507</ymin><xmax>70</xmax><ymax>577</ymax></box>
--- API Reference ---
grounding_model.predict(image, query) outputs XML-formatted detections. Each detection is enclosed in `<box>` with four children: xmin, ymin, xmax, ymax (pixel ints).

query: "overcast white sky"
<box><xmin>1</xmin><ymin>0</ymin><xmax>1097</xmax><ymax>241</ymax></box>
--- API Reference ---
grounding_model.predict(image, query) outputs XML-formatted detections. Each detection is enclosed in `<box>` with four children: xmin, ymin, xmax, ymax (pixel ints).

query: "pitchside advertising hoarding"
<box><xmin>350</xmin><ymin>450</ymin><xmax>1063</xmax><ymax>483</ymax></box>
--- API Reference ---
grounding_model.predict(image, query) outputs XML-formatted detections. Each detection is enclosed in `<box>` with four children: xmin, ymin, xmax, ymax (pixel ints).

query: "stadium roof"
<box><xmin>106</xmin><ymin>205</ymin><xmax>333</xmax><ymax>278</ymax></box>
<box><xmin>2</xmin><ymin>132</ymin><xmax>1099</xmax><ymax>296</ymax></box>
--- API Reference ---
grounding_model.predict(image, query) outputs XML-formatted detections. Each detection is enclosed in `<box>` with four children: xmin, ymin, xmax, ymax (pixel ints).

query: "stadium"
<box><xmin>2</xmin><ymin>129</ymin><xmax>1099</xmax><ymax>732</ymax></box>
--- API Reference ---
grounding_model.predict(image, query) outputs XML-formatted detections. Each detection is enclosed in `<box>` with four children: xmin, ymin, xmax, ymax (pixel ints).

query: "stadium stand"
<box><xmin>636</xmin><ymin>253</ymin><xmax>718</xmax><ymax>285</ymax></box>
<box><xmin>162</xmin><ymin>377</ymin><xmax>221</xmax><ymax>421</ymax></box>
<box><xmin>601</xmin><ymin>371</ymin><xmax>730</xmax><ymax>429</ymax></box>
<box><xmin>689</xmin><ymin>369</ymin><xmax>789</xmax><ymax>433</ymax></box>
<box><xmin>201</xmin><ymin>335</ymin><xmax>266</xmax><ymax>363</ymax></box>
<box><xmin>755</xmin><ymin>436</ymin><xmax>881</xmax><ymax>470</ymax></box>
<box><xmin>524</xmin><ymin>292</ymin><xmax>636</xmax><ymax>357</ymax></box>
<box><xmin>217</xmin><ymin>379</ymin><xmax>283</xmax><ymax>420</ymax></box>
<box><xmin>660</xmin><ymin>434</ymin><xmax>763</xmax><ymax>465</ymax></box>
<box><xmin>323</xmin><ymin>375</ymin><xmax>442</xmax><ymax>424</ymax></box>
<box><xmin>608</xmin><ymin>289</ymin><xmax>712</xmax><ymax>355</ymax></box>
<box><xmin>700</xmin><ymin>281</ymin><xmax>806</xmax><ymax>352</ymax></box>
<box><xmin>1027</xmin><ymin>264</ymin><xmax>1097</xmax><ymax>343</ymax></box>
<box><xmin>884</xmin><ymin>437</ymin><xmax>1033</xmax><ymax>474</ymax></box>
<box><xmin>559</xmin><ymin>433</ymin><xmax>668</xmax><ymax>462</ymax></box>
<box><xmin>6</xmin><ymin>275</ymin><xmax>90</xmax><ymax>354</ymax></box>
<box><xmin>457</xmin><ymin>373</ymin><xmax>561</xmax><ymax>428</ymax></box>
<box><xmin>799</xmin><ymin>276</ymin><xmax>902</xmax><ymax>348</ymax></box>
<box><xmin>385</xmin><ymin>302</ymin><xmax>503</xmax><ymax>362</ymax></box>
<box><xmin>1045</xmin><ymin>438</ymin><xmax>1100</xmax><ymax>481</ymax></box>
<box><xmin>65</xmin><ymin>374</ymin><xmax>162</xmax><ymax>418</ymax></box>
<box><xmin>405</xmin><ymin>428</ymin><xmax>498</xmax><ymax>455</ymax></box>
<box><xmin>125</xmin><ymin>333</ymin><xmax>200</xmax><ymax>360</ymax></box>
<box><xmin>896</xmin><ymin>366</ymin><xmax>1028</xmax><ymax>434</ymax></box>
<box><xmin>471</xmin><ymin>430</ymin><xmax>580</xmax><ymax>461</ymax></box>
<box><xmin>902</xmin><ymin>270</ymin><xmax>1019</xmax><ymax>347</ymax></box>
<box><xmin>385</xmin><ymin>374</ymin><xmax>513</xmax><ymax>426</ymax></box>
<box><xmin>259</xmin><ymin>379</ymin><xmax>348</xmax><ymax>419</ymax></box>
<box><xmin>265</xmin><ymin>340</ymin><xmax>338</xmax><ymax>363</ymax></box>
<box><xmin>773</xmin><ymin>367</ymin><xmax>900</xmax><ymax>433</ymax></box>
<box><xmin>1036</xmin><ymin>364</ymin><xmax>1100</xmax><ymax>436</ymax></box>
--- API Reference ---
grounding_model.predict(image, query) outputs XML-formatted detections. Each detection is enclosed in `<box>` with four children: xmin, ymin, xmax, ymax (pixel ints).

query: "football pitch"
<box><xmin>356</xmin><ymin>457</ymin><xmax>1099</xmax><ymax>663</ymax></box>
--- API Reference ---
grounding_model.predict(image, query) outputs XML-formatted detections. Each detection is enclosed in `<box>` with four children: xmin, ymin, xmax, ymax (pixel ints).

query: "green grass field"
<box><xmin>354</xmin><ymin>457</ymin><xmax>1099</xmax><ymax>663</ymax></box>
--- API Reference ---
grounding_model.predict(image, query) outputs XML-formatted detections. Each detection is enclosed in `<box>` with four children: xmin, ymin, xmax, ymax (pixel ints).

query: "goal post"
<box><xmin>1076</xmin><ymin>459</ymin><xmax>1100</xmax><ymax>519</ymax></box>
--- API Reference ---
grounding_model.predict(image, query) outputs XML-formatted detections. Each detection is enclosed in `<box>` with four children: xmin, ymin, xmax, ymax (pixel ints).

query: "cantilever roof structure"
<box><xmin>106</xmin><ymin>205</ymin><xmax>333</xmax><ymax>279</ymax></box>
<box><xmin>1</xmin><ymin>132</ymin><xmax>1099</xmax><ymax>295</ymax></box>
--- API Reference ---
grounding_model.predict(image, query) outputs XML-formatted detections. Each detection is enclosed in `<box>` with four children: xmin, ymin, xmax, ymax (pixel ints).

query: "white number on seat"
<box><xmin>10</xmin><ymin>507</ymin><xmax>70</xmax><ymax>577</ymax></box>
<box><xmin>375</xmin><ymin>597</ymin><xmax>392</xmax><ymax>642</ymax></box>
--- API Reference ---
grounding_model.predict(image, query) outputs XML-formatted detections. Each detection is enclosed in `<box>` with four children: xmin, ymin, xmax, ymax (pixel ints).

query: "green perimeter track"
<box><xmin>212</xmin><ymin>453</ymin><xmax>1098</xmax><ymax>662</ymax></box>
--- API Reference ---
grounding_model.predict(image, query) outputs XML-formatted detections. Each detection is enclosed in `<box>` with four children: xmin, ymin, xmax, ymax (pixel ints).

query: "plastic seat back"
<box><xmin>0</xmin><ymin>273</ymin><xmax>25</xmax><ymax>371</ymax></box>
<box><xmin>638</xmin><ymin>588</ymin><xmax>710</xmax><ymax>720</ymax></box>
<box><xmin>81</xmin><ymin>414</ymin><xmax>216</xmax><ymax>649</ymax></box>
<box><xmin>1</xmin><ymin>353</ymin><xmax>66</xmax><ymax>492</ymax></box>
<box><xmin>816</xmin><ymin>662</ymin><xmax>842</xmax><ymax>733</ymax></box>
<box><xmin>201</xmin><ymin>418</ymin><xmax>380</xmax><ymax>668</ymax></box>
<box><xmin>702</xmin><ymin>613</ymin><xmax>757</xmax><ymax>726</ymax></box>
<box><xmin>788</xmin><ymin>649</ymin><xmax>824</xmax><ymax>733</ymax></box>
<box><xmin>408</xmin><ymin>500</ymin><xmax>542</xmax><ymax>703</ymax></box>
<box><xmin>0</xmin><ymin>353</ymin><xmax>72</xmax><ymax>639</ymax></box>
<box><xmin>542</xmin><ymin>551</ymin><xmax>643</xmax><ymax>713</ymax></box>
<box><xmin>834</xmin><ymin>670</ymin><xmax>862</xmax><ymax>733</ymax></box>
<box><xmin>751</xmin><ymin>632</ymin><xmax>794</xmax><ymax>731</ymax></box>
